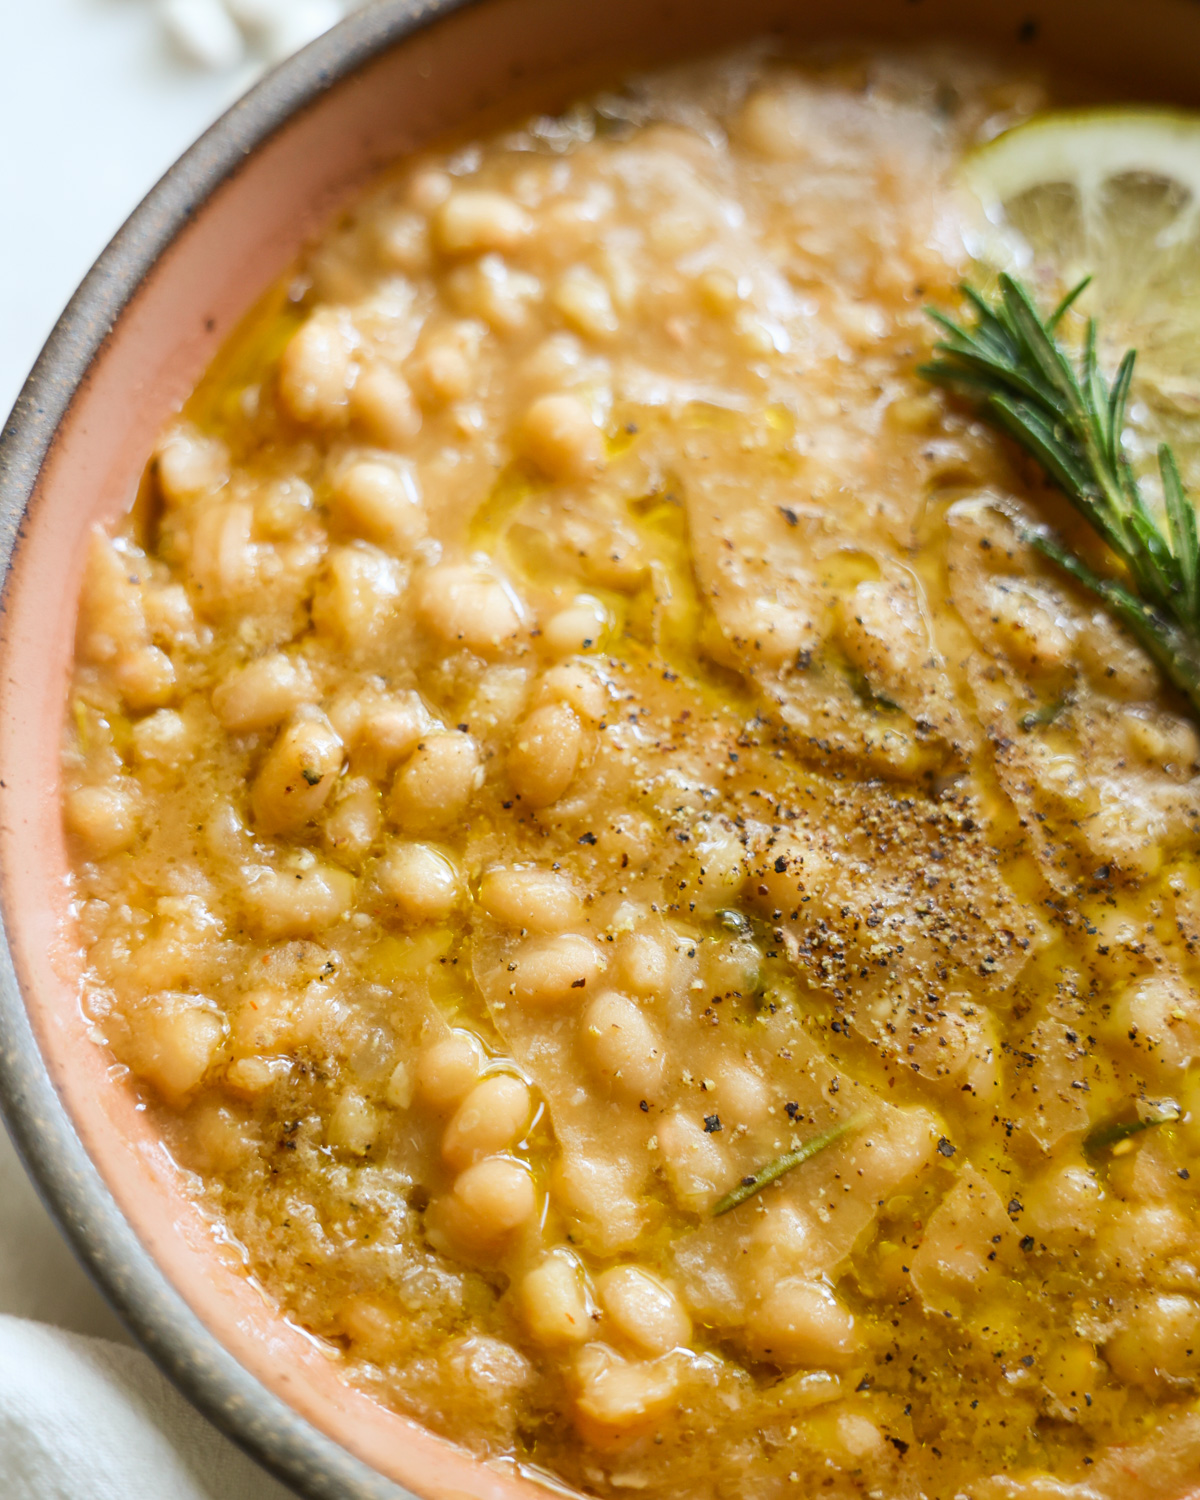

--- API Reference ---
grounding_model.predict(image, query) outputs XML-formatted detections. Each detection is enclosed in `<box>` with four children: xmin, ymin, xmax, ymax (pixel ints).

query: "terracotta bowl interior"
<box><xmin>5</xmin><ymin>0</ymin><xmax>1200</xmax><ymax>1495</ymax></box>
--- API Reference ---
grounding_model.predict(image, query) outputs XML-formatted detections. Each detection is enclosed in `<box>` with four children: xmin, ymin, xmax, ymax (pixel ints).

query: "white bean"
<box><xmin>440</xmin><ymin>1156</ymin><xmax>537</xmax><ymax>1249</ymax></box>
<box><xmin>520</xmin><ymin>1255</ymin><xmax>593</xmax><ymax>1348</ymax></box>
<box><xmin>329</xmin><ymin>460</ymin><xmax>426</xmax><ymax>553</ymax></box>
<box><xmin>279</xmin><ymin>308</ymin><xmax>358</xmax><ymax>427</ymax></box>
<box><xmin>595</xmin><ymin>1266</ymin><xmax>691</xmax><ymax>1356</ymax></box>
<box><xmin>542</xmin><ymin>599</ymin><xmax>608</xmax><ymax>658</ymax></box>
<box><xmin>389</xmin><ymin>732</ymin><xmax>482</xmax><ymax>834</ymax></box>
<box><xmin>478</xmin><ymin>867</ymin><xmax>584</xmax><ymax>932</ymax></box>
<box><xmin>212</xmin><ymin>652</ymin><xmax>314</xmax><ymax>733</ymax></box>
<box><xmin>416</xmin><ymin>1031</ymin><xmax>483</xmax><ymax>1112</ymax></box>
<box><xmin>434</xmin><ymin>190</ymin><xmax>531</xmax><ymax>256</ymax></box>
<box><xmin>508</xmin><ymin>702</ymin><xmax>583</xmax><ymax>807</ymax></box>
<box><xmin>581</xmin><ymin>991</ymin><xmax>665</xmax><ymax>1100</ymax></box>
<box><xmin>442</xmin><ymin>1074</ymin><xmax>531</xmax><ymax>1171</ymax></box>
<box><xmin>417</xmin><ymin>563</ymin><xmax>525</xmax><ymax>657</ymax></box>
<box><xmin>510</xmin><ymin>933</ymin><xmax>602</xmax><ymax>1007</ymax></box>
<box><xmin>65</xmin><ymin>784</ymin><xmax>139</xmax><ymax>857</ymax></box>
<box><xmin>130</xmin><ymin>992</ymin><xmax>225</xmax><ymax>1105</ymax></box>
<box><xmin>746</xmin><ymin>1279</ymin><xmax>859</xmax><ymax>1368</ymax></box>
<box><xmin>517</xmin><ymin>394</ymin><xmax>605</xmax><ymax>482</ymax></box>
<box><xmin>376</xmin><ymin>842</ymin><xmax>460</xmax><ymax>923</ymax></box>
<box><xmin>252</xmin><ymin>710</ymin><xmax>344</xmax><ymax>835</ymax></box>
<box><xmin>351</xmin><ymin>364</ymin><xmax>422</xmax><ymax>448</ymax></box>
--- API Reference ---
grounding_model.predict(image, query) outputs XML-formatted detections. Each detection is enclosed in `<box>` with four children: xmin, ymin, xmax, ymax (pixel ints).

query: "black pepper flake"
<box><xmin>779</xmin><ymin>506</ymin><xmax>799</xmax><ymax>527</ymax></box>
<box><xmin>704</xmin><ymin>1114</ymin><xmax>722</xmax><ymax>1133</ymax></box>
<box><xmin>785</xmin><ymin>1101</ymin><xmax>800</xmax><ymax>1119</ymax></box>
<box><xmin>888</xmin><ymin>1437</ymin><xmax>909</xmax><ymax>1456</ymax></box>
<box><xmin>1007</xmin><ymin>1198</ymin><xmax>1023</xmax><ymax>1217</ymax></box>
<box><xmin>300</xmin><ymin>767</ymin><xmax>321</xmax><ymax>786</ymax></box>
<box><xmin>578</xmin><ymin>831</ymin><xmax>597</xmax><ymax>845</ymax></box>
<box><xmin>1181</xmin><ymin>1168</ymin><xmax>1191</xmax><ymax>1180</ymax></box>
<box><xmin>639</xmin><ymin>1100</ymin><xmax>649</xmax><ymax>1112</ymax></box>
<box><xmin>570</xmin><ymin>977</ymin><xmax>587</xmax><ymax>988</ymax></box>
<box><xmin>937</xmin><ymin>1137</ymin><xmax>955</xmax><ymax>1158</ymax></box>
<box><xmin>774</xmin><ymin>855</ymin><xmax>788</xmax><ymax>873</ymax></box>
<box><xmin>855</xmin><ymin>1376</ymin><xmax>871</xmax><ymax>1392</ymax></box>
<box><xmin>1020</xmin><ymin>1355</ymin><xmax>1034</xmax><ymax>1367</ymax></box>
<box><xmin>1020</xmin><ymin>1235</ymin><xmax>1035</xmax><ymax>1252</ymax></box>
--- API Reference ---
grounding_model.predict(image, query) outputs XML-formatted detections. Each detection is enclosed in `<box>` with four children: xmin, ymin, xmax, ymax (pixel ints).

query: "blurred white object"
<box><xmin>165</xmin><ymin>0</ymin><xmax>360</xmax><ymax>72</ymax></box>
<box><xmin>262</xmin><ymin>0</ymin><xmax>345</xmax><ymax>62</ymax></box>
<box><xmin>223</xmin><ymin>0</ymin><xmax>294</xmax><ymax>26</ymax></box>
<box><xmin>159</xmin><ymin>0</ymin><xmax>246</xmax><ymax>69</ymax></box>
<box><xmin>0</xmin><ymin>1314</ymin><xmax>294</xmax><ymax>1498</ymax></box>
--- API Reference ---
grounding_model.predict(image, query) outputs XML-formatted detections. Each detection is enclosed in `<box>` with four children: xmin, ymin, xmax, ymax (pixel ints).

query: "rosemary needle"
<box><xmin>921</xmin><ymin>273</ymin><xmax>1200</xmax><ymax>717</ymax></box>
<box><xmin>1083</xmin><ymin>1113</ymin><xmax>1171</xmax><ymax>1157</ymax></box>
<box><xmin>1084</xmin><ymin>1100</ymin><xmax>1180</xmax><ymax>1157</ymax></box>
<box><xmin>712</xmin><ymin>1111</ymin><xmax>867</xmax><ymax>1216</ymax></box>
<box><xmin>1018</xmin><ymin>696</ymin><xmax>1069</xmax><ymax>732</ymax></box>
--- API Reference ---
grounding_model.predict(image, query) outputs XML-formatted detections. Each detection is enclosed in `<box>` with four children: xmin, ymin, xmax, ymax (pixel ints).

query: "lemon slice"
<box><xmin>961</xmin><ymin>108</ymin><xmax>1200</xmax><ymax>483</ymax></box>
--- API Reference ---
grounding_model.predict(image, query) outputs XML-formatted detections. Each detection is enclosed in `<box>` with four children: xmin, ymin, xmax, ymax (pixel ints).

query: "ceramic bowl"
<box><xmin>4</xmin><ymin>1</ymin><xmax>1200</xmax><ymax>1496</ymax></box>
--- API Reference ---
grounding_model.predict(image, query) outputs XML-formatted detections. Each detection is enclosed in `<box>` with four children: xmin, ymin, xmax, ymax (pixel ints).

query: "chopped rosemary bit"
<box><xmin>712</xmin><ymin>1111</ymin><xmax>867</xmax><ymax>1216</ymax></box>
<box><xmin>845</xmin><ymin>663</ymin><xmax>902</xmax><ymax>714</ymax></box>
<box><xmin>922</xmin><ymin>273</ymin><xmax>1200</xmax><ymax>717</ymax></box>
<box><xmin>1019</xmin><ymin>697</ymin><xmax>1069</xmax><ymax>732</ymax></box>
<box><xmin>1084</xmin><ymin>1110</ymin><xmax>1176</xmax><ymax>1157</ymax></box>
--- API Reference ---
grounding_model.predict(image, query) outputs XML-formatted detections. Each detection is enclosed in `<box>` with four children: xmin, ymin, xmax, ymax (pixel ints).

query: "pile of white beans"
<box><xmin>156</xmin><ymin>0</ymin><xmax>365</xmax><ymax>72</ymax></box>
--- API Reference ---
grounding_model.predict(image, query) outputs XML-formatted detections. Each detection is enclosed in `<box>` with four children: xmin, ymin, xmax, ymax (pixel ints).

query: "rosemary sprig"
<box><xmin>712</xmin><ymin>1111</ymin><xmax>866</xmax><ymax>1216</ymax></box>
<box><xmin>921</xmin><ymin>273</ymin><xmax>1200</xmax><ymax>715</ymax></box>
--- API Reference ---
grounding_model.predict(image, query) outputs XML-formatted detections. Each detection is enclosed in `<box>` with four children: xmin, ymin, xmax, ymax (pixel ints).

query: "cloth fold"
<box><xmin>0</xmin><ymin>1314</ymin><xmax>295</xmax><ymax>1499</ymax></box>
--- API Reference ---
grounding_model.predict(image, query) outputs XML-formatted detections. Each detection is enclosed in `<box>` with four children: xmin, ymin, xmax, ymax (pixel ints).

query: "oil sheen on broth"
<box><xmin>62</xmin><ymin>45</ymin><xmax>1200</xmax><ymax>1500</ymax></box>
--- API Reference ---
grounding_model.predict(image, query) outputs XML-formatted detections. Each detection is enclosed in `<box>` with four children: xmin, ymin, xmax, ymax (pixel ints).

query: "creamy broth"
<box><xmin>62</xmin><ymin>45</ymin><xmax>1200</xmax><ymax>1500</ymax></box>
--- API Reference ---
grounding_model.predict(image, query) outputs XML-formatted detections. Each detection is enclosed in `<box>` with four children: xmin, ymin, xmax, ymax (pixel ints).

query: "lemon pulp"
<box><xmin>962</xmin><ymin>108</ymin><xmax>1200</xmax><ymax>483</ymax></box>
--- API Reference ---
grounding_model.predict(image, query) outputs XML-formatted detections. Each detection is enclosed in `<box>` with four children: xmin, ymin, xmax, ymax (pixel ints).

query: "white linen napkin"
<box><xmin>0</xmin><ymin>1314</ymin><xmax>296</xmax><ymax>1499</ymax></box>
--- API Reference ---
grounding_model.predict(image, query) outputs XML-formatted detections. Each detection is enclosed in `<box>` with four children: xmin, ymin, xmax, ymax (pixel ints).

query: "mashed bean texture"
<box><xmin>64</xmin><ymin>46</ymin><xmax>1200</xmax><ymax>1500</ymax></box>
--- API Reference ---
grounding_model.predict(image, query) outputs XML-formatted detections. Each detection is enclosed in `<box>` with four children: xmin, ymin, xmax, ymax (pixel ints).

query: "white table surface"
<box><xmin>0</xmin><ymin>0</ymin><xmax>269</xmax><ymax>1352</ymax></box>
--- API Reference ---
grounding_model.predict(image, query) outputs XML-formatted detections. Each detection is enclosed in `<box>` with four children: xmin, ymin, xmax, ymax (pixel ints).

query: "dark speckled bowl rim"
<box><xmin>0</xmin><ymin>5</ymin><xmax>482</xmax><ymax>1496</ymax></box>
